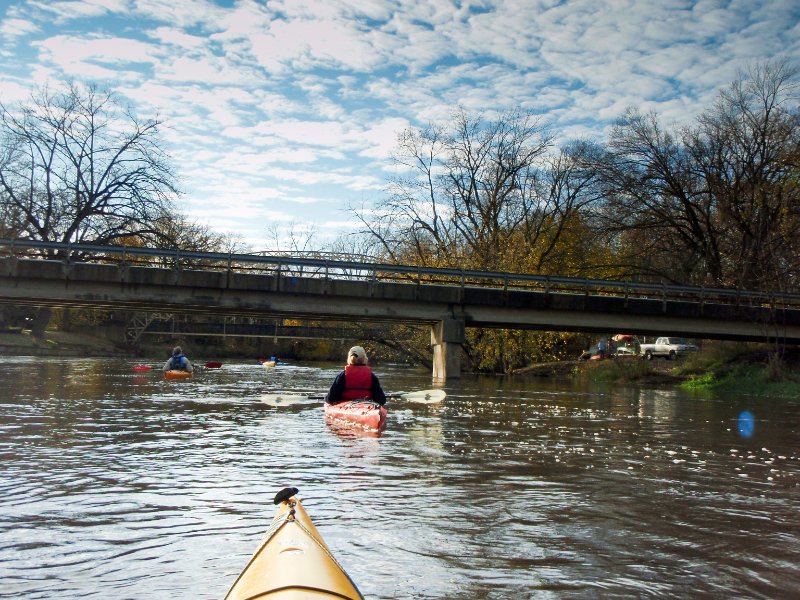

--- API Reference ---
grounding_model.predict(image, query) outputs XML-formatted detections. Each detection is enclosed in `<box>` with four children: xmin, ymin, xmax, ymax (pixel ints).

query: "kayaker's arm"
<box><xmin>324</xmin><ymin>371</ymin><xmax>346</xmax><ymax>403</ymax></box>
<box><xmin>371</xmin><ymin>374</ymin><xmax>387</xmax><ymax>405</ymax></box>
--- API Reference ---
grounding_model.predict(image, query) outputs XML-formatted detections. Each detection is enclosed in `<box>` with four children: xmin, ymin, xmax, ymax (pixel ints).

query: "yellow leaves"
<box><xmin>465</xmin><ymin>329</ymin><xmax>581</xmax><ymax>373</ymax></box>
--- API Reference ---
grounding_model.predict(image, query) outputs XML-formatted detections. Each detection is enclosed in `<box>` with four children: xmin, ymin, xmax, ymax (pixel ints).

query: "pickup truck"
<box><xmin>640</xmin><ymin>337</ymin><xmax>698</xmax><ymax>360</ymax></box>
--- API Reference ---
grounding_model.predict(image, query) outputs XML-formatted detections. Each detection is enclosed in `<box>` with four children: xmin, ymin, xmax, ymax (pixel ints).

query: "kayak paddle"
<box><xmin>204</xmin><ymin>362</ymin><xmax>223</xmax><ymax>369</ymax></box>
<box><xmin>132</xmin><ymin>365</ymin><xmax>153</xmax><ymax>372</ymax></box>
<box><xmin>390</xmin><ymin>389</ymin><xmax>447</xmax><ymax>403</ymax></box>
<box><xmin>260</xmin><ymin>393</ymin><xmax>318</xmax><ymax>407</ymax></box>
<box><xmin>260</xmin><ymin>388</ymin><xmax>446</xmax><ymax>407</ymax></box>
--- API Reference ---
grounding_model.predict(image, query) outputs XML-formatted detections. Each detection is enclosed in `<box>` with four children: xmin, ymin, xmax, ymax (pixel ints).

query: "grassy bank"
<box><xmin>573</xmin><ymin>341</ymin><xmax>800</xmax><ymax>399</ymax></box>
<box><xmin>673</xmin><ymin>342</ymin><xmax>800</xmax><ymax>399</ymax></box>
<box><xmin>574</xmin><ymin>357</ymin><xmax>683</xmax><ymax>385</ymax></box>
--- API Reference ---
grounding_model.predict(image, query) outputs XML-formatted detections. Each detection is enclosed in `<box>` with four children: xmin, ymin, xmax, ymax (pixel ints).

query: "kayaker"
<box><xmin>162</xmin><ymin>346</ymin><xmax>193</xmax><ymax>372</ymax></box>
<box><xmin>325</xmin><ymin>346</ymin><xmax>386</xmax><ymax>405</ymax></box>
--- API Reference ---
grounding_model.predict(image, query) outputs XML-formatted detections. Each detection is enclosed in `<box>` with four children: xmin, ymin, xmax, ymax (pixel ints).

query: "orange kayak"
<box><xmin>164</xmin><ymin>370</ymin><xmax>192</xmax><ymax>380</ymax></box>
<box><xmin>224</xmin><ymin>488</ymin><xmax>363</xmax><ymax>600</ymax></box>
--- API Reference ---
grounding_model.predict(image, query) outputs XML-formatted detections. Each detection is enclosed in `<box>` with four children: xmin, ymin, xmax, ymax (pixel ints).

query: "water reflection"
<box><xmin>0</xmin><ymin>359</ymin><xmax>797</xmax><ymax>598</ymax></box>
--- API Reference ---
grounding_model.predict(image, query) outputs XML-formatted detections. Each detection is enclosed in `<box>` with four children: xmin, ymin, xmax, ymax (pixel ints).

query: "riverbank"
<box><xmin>513</xmin><ymin>357</ymin><xmax>685</xmax><ymax>385</ymax></box>
<box><xmin>513</xmin><ymin>342</ymin><xmax>800</xmax><ymax>400</ymax></box>
<box><xmin>674</xmin><ymin>344</ymin><xmax>800</xmax><ymax>399</ymax></box>
<box><xmin>0</xmin><ymin>330</ymin><xmax>125</xmax><ymax>357</ymax></box>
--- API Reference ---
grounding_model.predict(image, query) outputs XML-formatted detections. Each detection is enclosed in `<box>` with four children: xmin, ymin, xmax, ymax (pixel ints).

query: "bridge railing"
<box><xmin>2</xmin><ymin>238</ymin><xmax>799</xmax><ymax>309</ymax></box>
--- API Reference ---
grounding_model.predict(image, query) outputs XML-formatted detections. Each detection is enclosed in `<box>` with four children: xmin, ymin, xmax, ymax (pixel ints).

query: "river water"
<box><xmin>0</xmin><ymin>357</ymin><xmax>798</xmax><ymax>599</ymax></box>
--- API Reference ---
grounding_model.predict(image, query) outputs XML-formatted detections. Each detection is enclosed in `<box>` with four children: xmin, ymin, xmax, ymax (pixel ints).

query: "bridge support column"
<box><xmin>431</xmin><ymin>319</ymin><xmax>464</xmax><ymax>381</ymax></box>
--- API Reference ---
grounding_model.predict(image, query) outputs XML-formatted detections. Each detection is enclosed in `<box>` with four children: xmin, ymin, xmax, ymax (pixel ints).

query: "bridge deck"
<box><xmin>1</xmin><ymin>252</ymin><xmax>799</xmax><ymax>343</ymax></box>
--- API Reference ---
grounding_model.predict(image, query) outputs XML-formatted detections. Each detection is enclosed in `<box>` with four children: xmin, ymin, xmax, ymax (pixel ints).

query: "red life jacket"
<box><xmin>342</xmin><ymin>365</ymin><xmax>373</xmax><ymax>400</ymax></box>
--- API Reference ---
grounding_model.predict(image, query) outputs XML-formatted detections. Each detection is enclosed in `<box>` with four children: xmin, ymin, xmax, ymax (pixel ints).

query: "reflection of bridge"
<box><xmin>2</xmin><ymin>239</ymin><xmax>800</xmax><ymax>380</ymax></box>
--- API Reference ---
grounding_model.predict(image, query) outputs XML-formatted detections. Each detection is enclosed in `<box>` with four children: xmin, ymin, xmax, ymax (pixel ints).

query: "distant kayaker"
<box><xmin>325</xmin><ymin>346</ymin><xmax>386</xmax><ymax>405</ymax></box>
<box><xmin>162</xmin><ymin>346</ymin><xmax>193</xmax><ymax>372</ymax></box>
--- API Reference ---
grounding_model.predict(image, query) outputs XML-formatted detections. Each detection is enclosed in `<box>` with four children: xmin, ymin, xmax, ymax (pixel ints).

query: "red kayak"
<box><xmin>324</xmin><ymin>400</ymin><xmax>387</xmax><ymax>431</ymax></box>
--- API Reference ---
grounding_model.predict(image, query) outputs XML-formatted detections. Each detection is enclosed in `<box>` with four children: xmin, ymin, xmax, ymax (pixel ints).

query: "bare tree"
<box><xmin>594</xmin><ymin>107</ymin><xmax>717</xmax><ymax>284</ymax></box>
<box><xmin>263</xmin><ymin>220</ymin><xmax>319</xmax><ymax>255</ymax></box>
<box><xmin>355</xmin><ymin>108</ymin><xmax>602</xmax><ymax>275</ymax></box>
<box><xmin>690</xmin><ymin>59</ymin><xmax>800</xmax><ymax>290</ymax></box>
<box><xmin>0</xmin><ymin>82</ymin><xmax>181</xmax><ymax>336</ymax></box>
<box><xmin>353</xmin><ymin>108</ymin><xmax>607</xmax><ymax>372</ymax></box>
<box><xmin>596</xmin><ymin>60</ymin><xmax>800</xmax><ymax>290</ymax></box>
<box><xmin>0</xmin><ymin>82</ymin><xmax>180</xmax><ymax>258</ymax></box>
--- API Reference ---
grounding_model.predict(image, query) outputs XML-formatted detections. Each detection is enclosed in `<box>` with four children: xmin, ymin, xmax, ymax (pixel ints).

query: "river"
<box><xmin>0</xmin><ymin>357</ymin><xmax>798</xmax><ymax>599</ymax></box>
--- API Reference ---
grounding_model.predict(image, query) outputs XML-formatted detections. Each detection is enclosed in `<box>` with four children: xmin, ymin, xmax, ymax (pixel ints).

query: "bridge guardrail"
<box><xmin>2</xmin><ymin>238</ymin><xmax>799</xmax><ymax>309</ymax></box>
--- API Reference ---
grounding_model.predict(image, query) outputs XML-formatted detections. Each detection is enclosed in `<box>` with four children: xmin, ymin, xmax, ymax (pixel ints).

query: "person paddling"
<box><xmin>162</xmin><ymin>346</ymin><xmax>193</xmax><ymax>373</ymax></box>
<box><xmin>325</xmin><ymin>346</ymin><xmax>386</xmax><ymax>405</ymax></box>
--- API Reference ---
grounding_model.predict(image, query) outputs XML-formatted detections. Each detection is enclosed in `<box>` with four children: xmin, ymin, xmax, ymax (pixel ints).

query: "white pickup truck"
<box><xmin>639</xmin><ymin>337</ymin><xmax>698</xmax><ymax>360</ymax></box>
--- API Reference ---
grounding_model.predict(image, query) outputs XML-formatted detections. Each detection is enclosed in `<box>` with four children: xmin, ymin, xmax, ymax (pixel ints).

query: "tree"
<box><xmin>0</xmin><ymin>82</ymin><xmax>180</xmax><ymax>258</ymax></box>
<box><xmin>595</xmin><ymin>60</ymin><xmax>800</xmax><ymax>291</ymax></box>
<box><xmin>355</xmin><ymin>108</ymin><xmax>608</xmax><ymax>371</ymax></box>
<box><xmin>0</xmin><ymin>82</ymin><xmax>181</xmax><ymax>336</ymax></box>
<box><xmin>690</xmin><ymin>59</ymin><xmax>800</xmax><ymax>290</ymax></box>
<box><xmin>357</xmin><ymin>108</ymin><xmax>604</xmax><ymax>275</ymax></box>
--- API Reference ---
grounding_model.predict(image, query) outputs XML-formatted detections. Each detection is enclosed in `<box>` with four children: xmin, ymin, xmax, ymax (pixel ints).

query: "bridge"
<box><xmin>124</xmin><ymin>315</ymin><xmax>416</xmax><ymax>345</ymax></box>
<box><xmin>1</xmin><ymin>239</ymin><xmax>799</xmax><ymax>380</ymax></box>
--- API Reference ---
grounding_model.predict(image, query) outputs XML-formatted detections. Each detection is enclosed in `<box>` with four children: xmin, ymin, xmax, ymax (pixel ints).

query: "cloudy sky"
<box><xmin>1</xmin><ymin>0</ymin><xmax>798</xmax><ymax>250</ymax></box>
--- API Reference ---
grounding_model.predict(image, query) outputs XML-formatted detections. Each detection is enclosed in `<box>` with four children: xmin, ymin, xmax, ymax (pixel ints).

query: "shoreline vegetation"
<box><xmin>513</xmin><ymin>342</ymin><xmax>800</xmax><ymax>400</ymax></box>
<box><xmin>2</xmin><ymin>330</ymin><xmax>798</xmax><ymax>400</ymax></box>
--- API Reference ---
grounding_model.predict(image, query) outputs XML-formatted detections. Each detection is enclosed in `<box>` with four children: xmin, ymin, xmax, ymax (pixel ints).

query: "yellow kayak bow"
<box><xmin>224</xmin><ymin>488</ymin><xmax>364</xmax><ymax>600</ymax></box>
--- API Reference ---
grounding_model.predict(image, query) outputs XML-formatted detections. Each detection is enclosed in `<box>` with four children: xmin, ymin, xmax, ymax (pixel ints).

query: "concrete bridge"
<box><xmin>2</xmin><ymin>239</ymin><xmax>800</xmax><ymax>380</ymax></box>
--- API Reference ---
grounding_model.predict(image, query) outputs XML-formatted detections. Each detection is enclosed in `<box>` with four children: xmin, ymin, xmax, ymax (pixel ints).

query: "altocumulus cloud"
<box><xmin>0</xmin><ymin>0</ymin><xmax>797</xmax><ymax>248</ymax></box>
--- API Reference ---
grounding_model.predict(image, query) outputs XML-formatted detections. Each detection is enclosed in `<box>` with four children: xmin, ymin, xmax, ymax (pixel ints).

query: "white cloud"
<box><xmin>0</xmin><ymin>17</ymin><xmax>39</xmax><ymax>42</ymax></box>
<box><xmin>0</xmin><ymin>77</ymin><xmax>34</xmax><ymax>103</ymax></box>
<box><xmin>27</xmin><ymin>0</ymin><xmax>128</xmax><ymax>23</ymax></box>
<box><xmin>130</xmin><ymin>0</ymin><xmax>227</xmax><ymax>29</ymax></box>
<box><xmin>35</xmin><ymin>34</ymin><xmax>157</xmax><ymax>72</ymax></box>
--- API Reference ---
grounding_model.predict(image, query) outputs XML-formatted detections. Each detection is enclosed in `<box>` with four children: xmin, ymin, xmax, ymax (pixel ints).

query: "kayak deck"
<box><xmin>324</xmin><ymin>400</ymin><xmax>387</xmax><ymax>431</ymax></box>
<box><xmin>225</xmin><ymin>489</ymin><xmax>363</xmax><ymax>600</ymax></box>
<box><xmin>164</xmin><ymin>370</ymin><xmax>192</xmax><ymax>380</ymax></box>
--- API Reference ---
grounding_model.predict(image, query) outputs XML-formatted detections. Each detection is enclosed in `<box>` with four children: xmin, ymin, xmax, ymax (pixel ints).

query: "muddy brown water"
<box><xmin>1</xmin><ymin>357</ymin><xmax>798</xmax><ymax>598</ymax></box>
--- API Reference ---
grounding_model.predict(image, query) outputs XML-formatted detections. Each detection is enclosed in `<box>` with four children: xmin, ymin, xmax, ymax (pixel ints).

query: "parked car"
<box><xmin>581</xmin><ymin>334</ymin><xmax>644</xmax><ymax>361</ymax></box>
<box><xmin>639</xmin><ymin>337</ymin><xmax>698</xmax><ymax>360</ymax></box>
<box><xmin>612</xmin><ymin>334</ymin><xmax>641</xmax><ymax>358</ymax></box>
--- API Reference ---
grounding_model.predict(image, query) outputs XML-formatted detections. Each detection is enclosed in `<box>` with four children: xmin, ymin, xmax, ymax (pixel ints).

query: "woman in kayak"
<box><xmin>325</xmin><ymin>346</ymin><xmax>386</xmax><ymax>405</ymax></box>
<box><xmin>162</xmin><ymin>346</ymin><xmax>194</xmax><ymax>373</ymax></box>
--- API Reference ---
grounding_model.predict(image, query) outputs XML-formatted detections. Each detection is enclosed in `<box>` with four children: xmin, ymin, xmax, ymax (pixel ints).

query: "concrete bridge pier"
<box><xmin>431</xmin><ymin>318</ymin><xmax>465</xmax><ymax>381</ymax></box>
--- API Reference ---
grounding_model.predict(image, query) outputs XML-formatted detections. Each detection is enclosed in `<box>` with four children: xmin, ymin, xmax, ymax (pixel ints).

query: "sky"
<box><xmin>1</xmin><ymin>0</ymin><xmax>799</xmax><ymax>251</ymax></box>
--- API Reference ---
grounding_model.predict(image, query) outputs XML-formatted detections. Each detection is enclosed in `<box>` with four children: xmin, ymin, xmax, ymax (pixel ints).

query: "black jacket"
<box><xmin>324</xmin><ymin>370</ymin><xmax>387</xmax><ymax>405</ymax></box>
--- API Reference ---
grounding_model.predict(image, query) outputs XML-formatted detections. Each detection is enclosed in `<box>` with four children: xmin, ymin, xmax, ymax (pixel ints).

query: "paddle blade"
<box><xmin>205</xmin><ymin>362</ymin><xmax>223</xmax><ymax>369</ymax></box>
<box><xmin>260</xmin><ymin>393</ymin><xmax>323</xmax><ymax>407</ymax></box>
<box><xmin>132</xmin><ymin>365</ymin><xmax>152</xmax><ymax>372</ymax></box>
<box><xmin>398</xmin><ymin>389</ymin><xmax>447</xmax><ymax>403</ymax></box>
